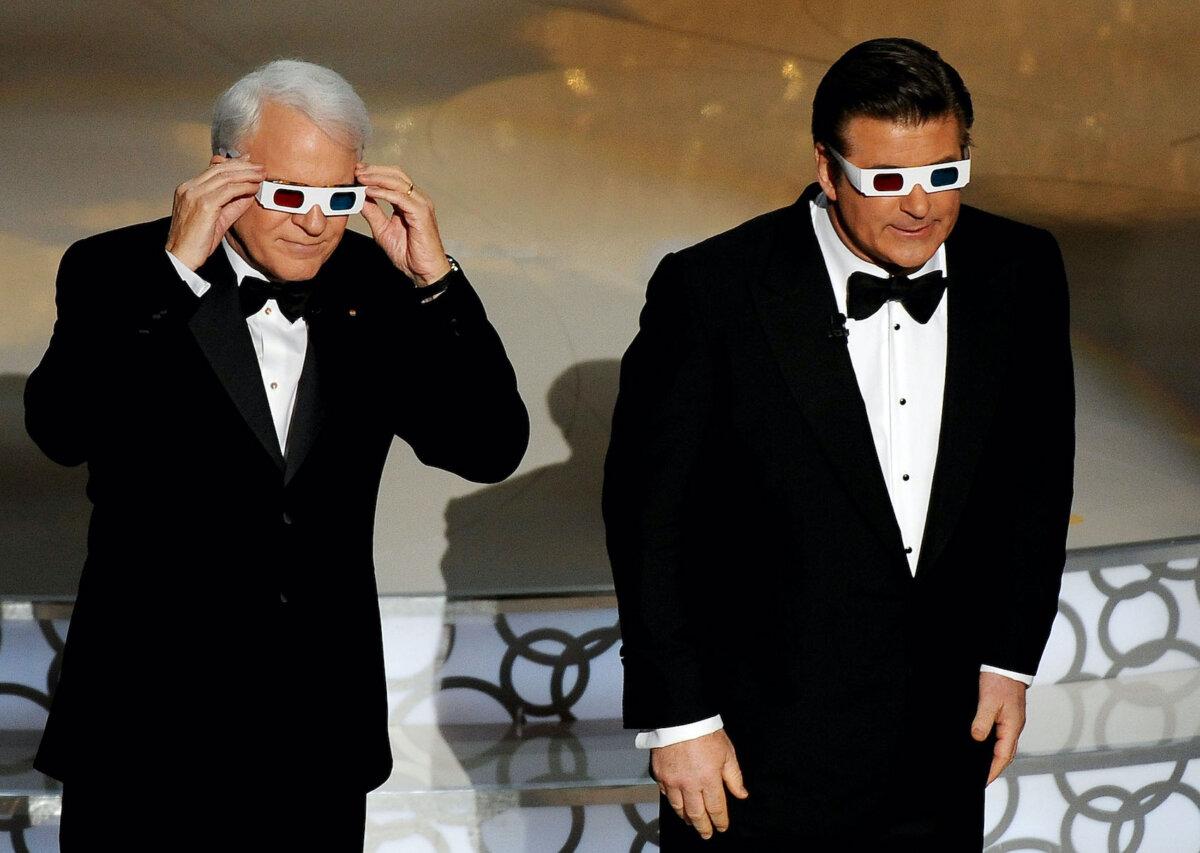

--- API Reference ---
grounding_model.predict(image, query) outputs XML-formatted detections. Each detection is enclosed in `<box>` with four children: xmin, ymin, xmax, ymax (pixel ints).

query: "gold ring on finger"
<box><xmin>406</xmin><ymin>181</ymin><xmax>415</xmax><ymax>196</ymax></box>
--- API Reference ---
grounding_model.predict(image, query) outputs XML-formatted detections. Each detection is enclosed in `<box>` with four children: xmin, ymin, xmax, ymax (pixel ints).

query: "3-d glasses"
<box><xmin>828</xmin><ymin>147</ymin><xmax>971</xmax><ymax>197</ymax></box>
<box><xmin>255</xmin><ymin>180</ymin><xmax>366</xmax><ymax>216</ymax></box>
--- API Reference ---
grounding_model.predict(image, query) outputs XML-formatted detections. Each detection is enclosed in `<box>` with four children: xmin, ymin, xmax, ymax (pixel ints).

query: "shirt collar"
<box><xmin>220</xmin><ymin>238</ymin><xmax>270</xmax><ymax>286</ymax></box>
<box><xmin>809</xmin><ymin>192</ymin><xmax>947</xmax><ymax>317</ymax></box>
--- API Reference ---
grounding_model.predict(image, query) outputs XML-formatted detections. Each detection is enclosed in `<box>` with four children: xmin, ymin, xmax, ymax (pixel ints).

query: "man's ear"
<box><xmin>815</xmin><ymin>144</ymin><xmax>838</xmax><ymax>202</ymax></box>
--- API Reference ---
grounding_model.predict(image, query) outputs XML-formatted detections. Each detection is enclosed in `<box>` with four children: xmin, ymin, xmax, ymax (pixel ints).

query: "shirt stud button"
<box><xmin>894</xmin><ymin>323</ymin><xmax>900</xmax><ymax>331</ymax></box>
<box><xmin>902</xmin><ymin>474</ymin><xmax>910</xmax><ymax>481</ymax></box>
<box><xmin>270</xmin><ymin>381</ymin><xmax>279</xmax><ymax>390</ymax></box>
<box><xmin>905</xmin><ymin>547</ymin><xmax>913</xmax><ymax>554</ymax></box>
<box><xmin>899</xmin><ymin>398</ymin><xmax>907</xmax><ymax>405</ymax></box>
<box><xmin>265</xmin><ymin>307</ymin><xmax>272</xmax><ymax>315</ymax></box>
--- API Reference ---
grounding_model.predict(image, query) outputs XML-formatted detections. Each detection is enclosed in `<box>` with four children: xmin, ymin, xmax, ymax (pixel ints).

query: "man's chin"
<box><xmin>879</xmin><ymin>242</ymin><xmax>940</xmax><ymax>273</ymax></box>
<box><xmin>263</xmin><ymin>255</ymin><xmax>325</xmax><ymax>283</ymax></box>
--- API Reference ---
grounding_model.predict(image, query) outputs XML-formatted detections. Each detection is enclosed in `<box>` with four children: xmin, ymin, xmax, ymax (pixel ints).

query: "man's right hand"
<box><xmin>164</xmin><ymin>155</ymin><xmax>265</xmax><ymax>271</ymax></box>
<box><xmin>652</xmin><ymin>729</ymin><xmax>749</xmax><ymax>839</ymax></box>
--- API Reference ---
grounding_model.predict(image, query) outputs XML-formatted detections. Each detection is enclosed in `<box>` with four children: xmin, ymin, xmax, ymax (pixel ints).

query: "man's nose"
<box><xmin>294</xmin><ymin>206</ymin><xmax>327</xmax><ymax>236</ymax></box>
<box><xmin>900</xmin><ymin>185</ymin><xmax>931</xmax><ymax>219</ymax></box>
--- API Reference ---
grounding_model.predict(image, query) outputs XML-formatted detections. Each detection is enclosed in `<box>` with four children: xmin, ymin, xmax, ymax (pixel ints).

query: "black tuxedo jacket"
<box><xmin>603</xmin><ymin>185</ymin><xmax>1075</xmax><ymax>834</ymax></box>
<box><xmin>26</xmin><ymin>218</ymin><xmax>529</xmax><ymax>791</ymax></box>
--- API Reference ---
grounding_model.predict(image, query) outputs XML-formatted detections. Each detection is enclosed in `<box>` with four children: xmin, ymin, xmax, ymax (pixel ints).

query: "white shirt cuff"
<box><xmin>981</xmin><ymin>664</ymin><xmax>1034</xmax><ymax>686</ymax></box>
<box><xmin>635</xmin><ymin>715</ymin><xmax>724</xmax><ymax>749</ymax></box>
<box><xmin>165</xmin><ymin>249</ymin><xmax>212</xmax><ymax>297</ymax></box>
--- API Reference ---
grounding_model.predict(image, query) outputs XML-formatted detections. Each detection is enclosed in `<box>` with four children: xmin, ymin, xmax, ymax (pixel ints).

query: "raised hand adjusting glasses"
<box><xmin>828</xmin><ymin>147</ymin><xmax>971</xmax><ymax>197</ymax></box>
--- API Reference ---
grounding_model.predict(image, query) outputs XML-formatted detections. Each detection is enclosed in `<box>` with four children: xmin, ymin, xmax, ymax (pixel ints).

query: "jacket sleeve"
<box><xmin>24</xmin><ymin>242</ymin><xmax>102</xmax><ymax>467</ymax></box>
<box><xmin>603</xmin><ymin>252</ymin><xmax>722</xmax><ymax>729</ymax></box>
<box><xmin>390</xmin><ymin>268</ymin><xmax>530</xmax><ymax>484</ymax></box>
<box><xmin>981</xmin><ymin>230</ymin><xmax>1076</xmax><ymax>676</ymax></box>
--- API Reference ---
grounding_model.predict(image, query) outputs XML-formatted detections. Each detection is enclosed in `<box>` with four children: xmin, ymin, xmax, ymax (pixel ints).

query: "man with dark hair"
<box><xmin>605</xmin><ymin>38</ymin><xmax>1074</xmax><ymax>848</ymax></box>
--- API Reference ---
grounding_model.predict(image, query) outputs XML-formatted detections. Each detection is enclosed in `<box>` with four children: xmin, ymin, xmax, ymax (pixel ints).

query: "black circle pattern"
<box><xmin>440</xmin><ymin>614</ymin><xmax>620</xmax><ymax>723</ymax></box>
<box><xmin>3</xmin><ymin>552</ymin><xmax>1198</xmax><ymax>849</ymax></box>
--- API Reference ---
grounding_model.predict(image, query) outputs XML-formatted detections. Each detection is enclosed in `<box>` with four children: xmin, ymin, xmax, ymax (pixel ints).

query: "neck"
<box><xmin>224</xmin><ymin>229</ymin><xmax>276</xmax><ymax>282</ymax></box>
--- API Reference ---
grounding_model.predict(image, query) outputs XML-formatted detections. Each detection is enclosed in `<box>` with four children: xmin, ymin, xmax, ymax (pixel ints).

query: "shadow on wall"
<box><xmin>1051</xmin><ymin>216</ymin><xmax>1200</xmax><ymax>425</ymax></box>
<box><xmin>0</xmin><ymin>374</ymin><xmax>89</xmax><ymax>596</ymax></box>
<box><xmin>440</xmin><ymin>359</ymin><xmax>621</xmax><ymax>596</ymax></box>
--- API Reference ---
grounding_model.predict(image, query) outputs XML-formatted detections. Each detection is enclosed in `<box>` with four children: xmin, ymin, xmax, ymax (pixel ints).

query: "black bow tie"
<box><xmin>238</xmin><ymin>276</ymin><xmax>313</xmax><ymax>324</ymax></box>
<box><xmin>846</xmin><ymin>270</ymin><xmax>947</xmax><ymax>324</ymax></box>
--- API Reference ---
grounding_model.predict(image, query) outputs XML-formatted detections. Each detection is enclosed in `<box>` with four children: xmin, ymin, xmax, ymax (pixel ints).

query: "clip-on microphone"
<box><xmin>829</xmin><ymin>312</ymin><xmax>849</xmax><ymax>341</ymax></box>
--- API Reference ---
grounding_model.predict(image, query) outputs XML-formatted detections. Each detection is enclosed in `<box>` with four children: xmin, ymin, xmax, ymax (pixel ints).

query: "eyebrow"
<box><xmin>266</xmin><ymin>177</ymin><xmax>358</xmax><ymax>188</ymax></box>
<box><xmin>866</xmin><ymin>154</ymin><xmax>965</xmax><ymax>169</ymax></box>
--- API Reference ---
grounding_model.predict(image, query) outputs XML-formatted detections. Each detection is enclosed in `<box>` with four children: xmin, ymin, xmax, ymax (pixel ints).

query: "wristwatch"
<box><xmin>415</xmin><ymin>254</ymin><xmax>459</xmax><ymax>303</ymax></box>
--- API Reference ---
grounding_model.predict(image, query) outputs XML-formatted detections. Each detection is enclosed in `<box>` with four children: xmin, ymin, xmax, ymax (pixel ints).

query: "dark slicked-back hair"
<box><xmin>812</xmin><ymin>38</ymin><xmax>973</xmax><ymax>157</ymax></box>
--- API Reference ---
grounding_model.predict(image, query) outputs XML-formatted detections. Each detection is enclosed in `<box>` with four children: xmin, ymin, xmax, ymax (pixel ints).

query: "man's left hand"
<box><xmin>971</xmin><ymin>671</ymin><xmax>1027</xmax><ymax>785</ymax></box>
<box><xmin>356</xmin><ymin>163</ymin><xmax>453</xmax><ymax>286</ymax></box>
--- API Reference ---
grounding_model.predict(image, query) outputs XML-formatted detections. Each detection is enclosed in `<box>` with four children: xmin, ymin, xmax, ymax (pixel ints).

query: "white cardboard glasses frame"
<box><xmin>255</xmin><ymin>180</ymin><xmax>366</xmax><ymax>216</ymax></box>
<box><xmin>828</xmin><ymin>146</ymin><xmax>971</xmax><ymax>197</ymax></box>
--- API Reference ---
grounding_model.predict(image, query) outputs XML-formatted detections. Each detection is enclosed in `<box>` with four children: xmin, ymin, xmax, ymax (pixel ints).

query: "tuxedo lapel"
<box><xmin>916</xmin><ymin>223</ymin><xmax>1006</xmax><ymax>574</ymax></box>
<box><xmin>283</xmin><ymin>309</ymin><xmax>327</xmax><ymax>485</ymax></box>
<box><xmin>187</xmin><ymin>251</ymin><xmax>285</xmax><ymax>470</ymax></box>
<box><xmin>281</xmin><ymin>264</ymin><xmax>345</xmax><ymax>484</ymax></box>
<box><xmin>749</xmin><ymin>192</ymin><xmax>907</xmax><ymax>564</ymax></box>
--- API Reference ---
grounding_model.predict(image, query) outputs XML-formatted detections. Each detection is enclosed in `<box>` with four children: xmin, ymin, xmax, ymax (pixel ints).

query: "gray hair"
<box><xmin>211</xmin><ymin>59</ymin><xmax>372</xmax><ymax>157</ymax></box>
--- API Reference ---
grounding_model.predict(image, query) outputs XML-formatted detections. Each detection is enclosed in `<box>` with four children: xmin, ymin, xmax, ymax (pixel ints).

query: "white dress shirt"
<box><xmin>165</xmin><ymin>240</ymin><xmax>308</xmax><ymax>455</ymax></box>
<box><xmin>637</xmin><ymin>195</ymin><xmax>1031</xmax><ymax>750</ymax></box>
<box><xmin>812</xmin><ymin>192</ymin><xmax>946</xmax><ymax>575</ymax></box>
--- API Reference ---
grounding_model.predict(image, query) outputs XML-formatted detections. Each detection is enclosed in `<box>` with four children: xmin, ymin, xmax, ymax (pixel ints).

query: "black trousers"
<box><xmin>657</xmin><ymin>791</ymin><xmax>985</xmax><ymax>852</ymax></box>
<box><xmin>60</xmin><ymin>780</ymin><xmax>368</xmax><ymax>852</ymax></box>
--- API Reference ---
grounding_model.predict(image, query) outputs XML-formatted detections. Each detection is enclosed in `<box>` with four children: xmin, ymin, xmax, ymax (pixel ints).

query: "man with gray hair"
<box><xmin>26</xmin><ymin>59</ymin><xmax>529</xmax><ymax>848</ymax></box>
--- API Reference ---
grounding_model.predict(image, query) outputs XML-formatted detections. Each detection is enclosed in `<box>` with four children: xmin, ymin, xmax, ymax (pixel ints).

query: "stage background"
<box><xmin>1</xmin><ymin>0</ymin><xmax>1198</xmax><ymax>597</ymax></box>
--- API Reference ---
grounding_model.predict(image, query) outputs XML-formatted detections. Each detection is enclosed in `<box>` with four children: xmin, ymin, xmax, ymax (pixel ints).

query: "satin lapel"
<box><xmin>187</xmin><ymin>251</ymin><xmax>285</xmax><ymax>470</ymax></box>
<box><xmin>282</xmin><ymin>263</ymin><xmax>343</xmax><ymax>484</ymax></box>
<box><xmin>749</xmin><ymin>194</ymin><xmax>907</xmax><ymax>561</ymax></box>
<box><xmin>916</xmin><ymin>225</ymin><xmax>1006</xmax><ymax>575</ymax></box>
<box><xmin>283</xmin><ymin>308</ymin><xmax>327</xmax><ymax>485</ymax></box>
